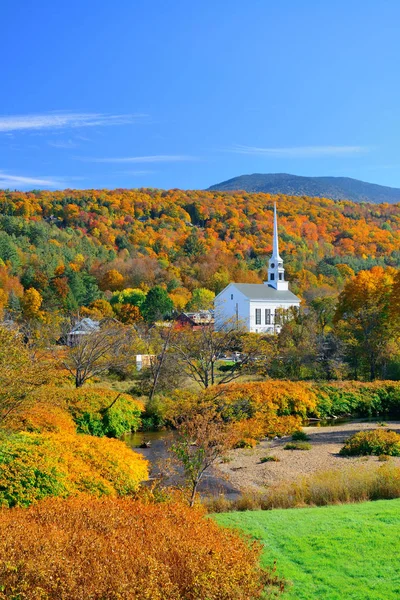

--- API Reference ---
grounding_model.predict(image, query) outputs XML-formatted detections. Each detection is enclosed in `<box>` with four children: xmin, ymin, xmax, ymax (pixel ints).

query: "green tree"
<box><xmin>110</xmin><ymin>288</ymin><xmax>146</xmax><ymax>308</ymax></box>
<box><xmin>186</xmin><ymin>288</ymin><xmax>215</xmax><ymax>311</ymax></box>
<box><xmin>141</xmin><ymin>286</ymin><xmax>173</xmax><ymax>323</ymax></box>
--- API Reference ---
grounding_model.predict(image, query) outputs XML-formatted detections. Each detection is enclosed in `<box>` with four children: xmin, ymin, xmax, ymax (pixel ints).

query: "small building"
<box><xmin>135</xmin><ymin>354</ymin><xmax>155</xmax><ymax>370</ymax></box>
<box><xmin>214</xmin><ymin>204</ymin><xmax>301</xmax><ymax>333</ymax></box>
<box><xmin>66</xmin><ymin>317</ymin><xmax>100</xmax><ymax>346</ymax></box>
<box><xmin>176</xmin><ymin>310</ymin><xmax>214</xmax><ymax>330</ymax></box>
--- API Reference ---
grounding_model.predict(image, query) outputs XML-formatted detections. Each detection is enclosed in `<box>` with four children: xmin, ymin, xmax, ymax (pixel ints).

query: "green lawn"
<box><xmin>214</xmin><ymin>500</ymin><xmax>400</xmax><ymax>600</ymax></box>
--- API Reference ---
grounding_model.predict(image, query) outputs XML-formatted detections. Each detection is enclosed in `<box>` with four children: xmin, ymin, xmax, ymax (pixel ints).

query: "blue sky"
<box><xmin>1</xmin><ymin>0</ymin><xmax>400</xmax><ymax>191</ymax></box>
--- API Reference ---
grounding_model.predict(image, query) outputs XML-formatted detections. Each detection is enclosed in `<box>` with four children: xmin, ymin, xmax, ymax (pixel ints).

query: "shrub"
<box><xmin>0</xmin><ymin>432</ymin><xmax>148</xmax><ymax>507</ymax></box>
<box><xmin>315</xmin><ymin>381</ymin><xmax>400</xmax><ymax>419</ymax></box>
<box><xmin>340</xmin><ymin>429</ymin><xmax>400</xmax><ymax>457</ymax></box>
<box><xmin>260</xmin><ymin>455</ymin><xmax>280</xmax><ymax>463</ymax></box>
<box><xmin>0</xmin><ymin>497</ymin><xmax>285</xmax><ymax>599</ymax></box>
<box><xmin>63</xmin><ymin>388</ymin><xmax>144</xmax><ymax>438</ymax></box>
<box><xmin>206</xmin><ymin>464</ymin><xmax>400</xmax><ymax>512</ymax></box>
<box><xmin>292</xmin><ymin>429</ymin><xmax>310</xmax><ymax>441</ymax></box>
<box><xmin>284</xmin><ymin>442</ymin><xmax>312</xmax><ymax>451</ymax></box>
<box><xmin>6</xmin><ymin>402</ymin><xmax>76</xmax><ymax>434</ymax></box>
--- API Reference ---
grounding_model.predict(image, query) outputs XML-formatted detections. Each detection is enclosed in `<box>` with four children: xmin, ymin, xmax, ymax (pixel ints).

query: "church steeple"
<box><xmin>266</xmin><ymin>203</ymin><xmax>288</xmax><ymax>291</ymax></box>
<box><xmin>272</xmin><ymin>202</ymin><xmax>281</xmax><ymax>260</ymax></box>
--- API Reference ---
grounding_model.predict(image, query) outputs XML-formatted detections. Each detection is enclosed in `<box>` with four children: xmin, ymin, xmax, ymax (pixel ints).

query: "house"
<box><xmin>214</xmin><ymin>204</ymin><xmax>301</xmax><ymax>333</ymax></box>
<box><xmin>176</xmin><ymin>310</ymin><xmax>214</xmax><ymax>330</ymax></box>
<box><xmin>65</xmin><ymin>317</ymin><xmax>100</xmax><ymax>346</ymax></box>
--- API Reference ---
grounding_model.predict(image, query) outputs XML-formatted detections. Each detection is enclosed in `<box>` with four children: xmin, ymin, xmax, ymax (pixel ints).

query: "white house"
<box><xmin>214</xmin><ymin>204</ymin><xmax>301</xmax><ymax>333</ymax></box>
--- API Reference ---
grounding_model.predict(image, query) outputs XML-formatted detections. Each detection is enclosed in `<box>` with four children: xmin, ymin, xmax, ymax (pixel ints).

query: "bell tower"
<box><xmin>266</xmin><ymin>203</ymin><xmax>288</xmax><ymax>291</ymax></box>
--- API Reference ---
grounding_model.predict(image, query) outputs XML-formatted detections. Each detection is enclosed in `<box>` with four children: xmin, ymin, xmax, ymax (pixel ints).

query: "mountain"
<box><xmin>207</xmin><ymin>173</ymin><xmax>400</xmax><ymax>204</ymax></box>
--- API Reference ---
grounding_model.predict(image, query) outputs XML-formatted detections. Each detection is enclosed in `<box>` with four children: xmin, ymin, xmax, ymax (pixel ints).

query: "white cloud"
<box><xmin>81</xmin><ymin>155</ymin><xmax>196</xmax><ymax>163</ymax></box>
<box><xmin>0</xmin><ymin>112</ymin><xmax>147</xmax><ymax>133</ymax></box>
<box><xmin>229</xmin><ymin>144</ymin><xmax>368</xmax><ymax>158</ymax></box>
<box><xmin>0</xmin><ymin>172</ymin><xmax>62</xmax><ymax>189</ymax></box>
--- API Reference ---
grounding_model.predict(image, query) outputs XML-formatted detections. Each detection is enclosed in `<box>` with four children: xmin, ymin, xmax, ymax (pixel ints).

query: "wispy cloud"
<box><xmin>0</xmin><ymin>112</ymin><xmax>147</xmax><ymax>133</ymax></box>
<box><xmin>229</xmin><ymin>144</ymin><xmax>368</xmax><ymax>158</ymax></box>
<box><xmin>0</xmin><ymin>172</ymin><xmax>62</xmax><ymax>189</ymax></box>
<box><xmin>48</xmin><ymin>138</ymin><xmax>79</xmax><ymax>149</ymax></box>
<box><xmin>80</xmin><ymin>155</ymin><xmax>196</xmax><ymax>163</ymax></box>
<box><xmin>118</xmin><ymin>170</ymin><xmax>155</xmax><ymax>175</ymax></box>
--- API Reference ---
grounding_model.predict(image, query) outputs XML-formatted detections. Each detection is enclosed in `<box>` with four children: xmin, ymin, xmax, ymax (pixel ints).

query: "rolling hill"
<box><xmin>207</xmin><ymin>173</ymin><xmax>400</xmax><ymax>204</ymax></box>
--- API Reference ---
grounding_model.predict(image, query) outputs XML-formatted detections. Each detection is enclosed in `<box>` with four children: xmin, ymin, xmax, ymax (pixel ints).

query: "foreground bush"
<box><xmin>206</xmin><ymin>464</ymin><xmax>400</xmax><ymax>512</ymax></box>
<box><xmin>0</xmin><ymin>497</ymin><xmax>285</xmax><ymax>600</ymax></box>
<box><xmin>0</xmin><ymin>432</ymin><xmax>148</xmax><ymax>507</ymax></box>
<box><xmin>340</xmin><ymin>429</ymin><xmax>400</xmax><ymax>457</ymax></box>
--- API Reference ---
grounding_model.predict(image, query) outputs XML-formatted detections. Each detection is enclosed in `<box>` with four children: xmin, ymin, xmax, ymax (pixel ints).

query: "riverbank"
<box><xmin>216</xmin><ymin>420</ymin><xmax>400</xmax><ymax>491</ymax></box>
<box><xmin>125</xmin><ymin>421</ymin><xmax>400</xmax><ymax>497</ymax></box>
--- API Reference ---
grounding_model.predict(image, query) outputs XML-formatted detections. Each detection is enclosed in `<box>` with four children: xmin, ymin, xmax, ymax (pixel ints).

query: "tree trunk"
<box><xmin>189</xmin><ymin>480</ymin><xmax>199</xmax><ymax>507</ymax></box>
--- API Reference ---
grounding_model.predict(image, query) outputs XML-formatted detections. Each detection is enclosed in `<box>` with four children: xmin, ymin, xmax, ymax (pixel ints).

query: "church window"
<box><xmin>270</xmin><ymin>273</ymin><xmax>275</xmax><ymax>281</ymax></box>
<box><xmin>265</xmin><ymin>309</ymin><xmax>271</xmax><ymax>324</ymax></box>
<box><xmin>279</xmin><ymin>273</ymin><xmax>282</xmax><ymax>280</ymax></box>
<box><xmin>255</xmin><ymin>309</ymin><xmax>261</xmax><ymax>325</ymax></box>
<box><xmin>271</xmin><ymin>263</ymin><xmax>275</xmax><ymax>268</ymax></box>
<box><xmin>231</xmin><ymin>294</ymin><xmax>233</xmax><ymax>300</ymax></box>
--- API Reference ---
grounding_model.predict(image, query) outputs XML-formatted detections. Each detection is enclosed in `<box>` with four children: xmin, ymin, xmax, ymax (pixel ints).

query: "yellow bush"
<box><xmin>0</xmin><ymin>432</ymin><xmax>148</xmax><ymax>507</ymax></box>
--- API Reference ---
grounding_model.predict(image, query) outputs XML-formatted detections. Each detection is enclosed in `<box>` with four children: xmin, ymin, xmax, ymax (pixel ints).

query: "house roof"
<box><xmin>230</xmin><ymin>283</ymin><xmax>301</xmax><ymax>302</ymax></box>
<box><xmin>179</xmin><ymin>311</ymin><xmax>214</xmax><ymax>325</ymax></box>
<box><xmin>69</xmin><ymin>318</ymin><xmax>100</xmax><ymax>334</ymax></box>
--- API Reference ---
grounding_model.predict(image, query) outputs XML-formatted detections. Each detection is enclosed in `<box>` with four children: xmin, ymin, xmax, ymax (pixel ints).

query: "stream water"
<box><xmin>124</xmin><ymin>430</ymin><xmax>241</xmax><ymax>498</ymax></box>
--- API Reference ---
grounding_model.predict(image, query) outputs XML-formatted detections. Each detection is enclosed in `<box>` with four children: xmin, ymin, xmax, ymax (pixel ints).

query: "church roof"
<box><xmin>231</xmin><ymin>283</ymin><xmax>300</xmax><ymax>302</ymax></box>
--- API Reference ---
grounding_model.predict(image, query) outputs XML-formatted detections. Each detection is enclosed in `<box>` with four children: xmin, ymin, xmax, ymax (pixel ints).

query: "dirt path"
<box><xmin>216</xmin><ymin>420</ymin><xmax>400</xmax><ymax>491</ymax></box>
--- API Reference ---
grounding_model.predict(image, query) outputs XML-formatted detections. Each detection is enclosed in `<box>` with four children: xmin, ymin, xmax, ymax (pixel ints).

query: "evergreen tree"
<box><xmin>141</xmin><ymin>286</ymin><xmax>173</xmax><ymax>322</ymax></box>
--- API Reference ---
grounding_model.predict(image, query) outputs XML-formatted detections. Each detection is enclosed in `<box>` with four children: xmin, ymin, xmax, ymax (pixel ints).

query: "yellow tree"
<box><xmin>335</xmin><ymin>267</ymin><xmax>396</xmax><ymax>380</ymax></box>
<box><xmin>99</xmin><ymin>269</ymin><xmax>125</xmax><ymax>292</ymax></box>
<box><xmin>21</xmin><ymin>288</ymin><xmax>43</xmax><ymax>320</ymax></box>
<box><xmin>0</xmin><ymin>327</ymin><xmax>50</xmax><ymax>427</ymax></box>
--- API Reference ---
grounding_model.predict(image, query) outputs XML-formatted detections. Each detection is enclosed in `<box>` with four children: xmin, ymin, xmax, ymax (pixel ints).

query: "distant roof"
<box><xmin>69</xmin><ymin>318</ymin><xmax>100</xmax><ymax>334</ymax></box>
<box><xmin>179</xmin><ymin>310</ymin><xmax>214</xmax><ymax>325</ymax></box>
<box><xmin>230</xmin><ymin>283</ymin><xmax>300</xmax><ymax>302</ymax></box>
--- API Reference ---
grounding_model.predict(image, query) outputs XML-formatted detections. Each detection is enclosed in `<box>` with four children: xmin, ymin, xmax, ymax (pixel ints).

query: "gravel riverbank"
<box><xmin>215</xmin><ymin>420</ymin><xmax>400</xmax><ymax>492</ymax></box>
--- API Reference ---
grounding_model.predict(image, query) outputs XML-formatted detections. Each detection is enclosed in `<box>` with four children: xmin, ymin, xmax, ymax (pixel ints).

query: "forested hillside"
<box><xmin>0</xmin><ymin>188</ymin><xmax>398</xmax><ymax>314</ymax></box>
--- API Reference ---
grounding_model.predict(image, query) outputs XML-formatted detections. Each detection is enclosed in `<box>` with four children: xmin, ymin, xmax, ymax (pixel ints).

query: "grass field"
<box><xmin>214</xmin><ymin>499</ymin><xmax>400</xmax><ymax>600</ymax></box>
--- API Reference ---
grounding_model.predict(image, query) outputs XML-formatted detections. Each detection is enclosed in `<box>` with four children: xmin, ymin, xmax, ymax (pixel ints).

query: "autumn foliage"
<box><xmin>60</xmin><ymin>387</ymin><xmax>144</xmax><ymax>437</ymax></box>
<box><xmin>0</xmin><ymin>496</ymin><xmax>284</xmax><ymax>600</ymax></box>
<box><xmin>6</xmin><ymin>400</ymin><xmax>76</xmax><ymax>434</ymax></box>
<box><xmin>0</xmin><ymin>188</ymin><xmax>398</xmax><ymax>319</ymax></box>
<box><xmin>0</xmin><ymin>432</ymin><xmax>148</xmax><ymax>507</ymax></box>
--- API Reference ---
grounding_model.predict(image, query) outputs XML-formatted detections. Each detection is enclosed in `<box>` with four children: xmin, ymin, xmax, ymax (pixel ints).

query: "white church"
<box><xmin>214</xmin><ymin>204</ymin><xmax>301</xmax><ymax>333</ymax></box>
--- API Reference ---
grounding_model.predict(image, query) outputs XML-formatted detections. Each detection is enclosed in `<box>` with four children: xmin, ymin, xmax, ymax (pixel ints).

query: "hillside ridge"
<box><xmin>207</xmin><ymin>173</ymin><xmax>400</xmax><ymax>204</ymax></box>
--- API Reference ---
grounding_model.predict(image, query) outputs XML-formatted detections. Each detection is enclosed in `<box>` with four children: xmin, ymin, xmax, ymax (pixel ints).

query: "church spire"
<box><xmin>272</xmin><ymin>202</ymin><xmax>281</xmax><ymax>260</ymax></box>
<box><xmin>266</xmin><ymin>204</ymin><xmax>288</xmax><ymax>291</ymax></box>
